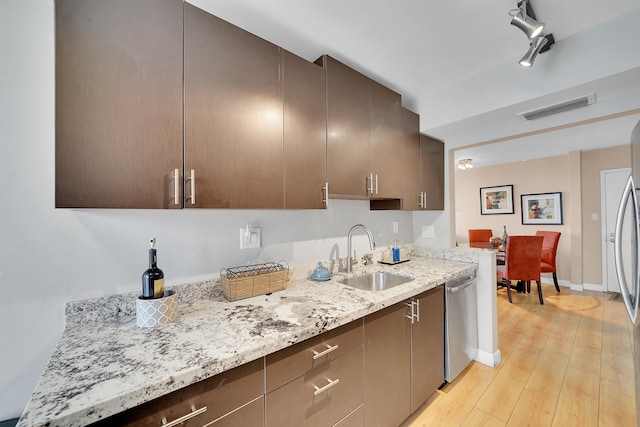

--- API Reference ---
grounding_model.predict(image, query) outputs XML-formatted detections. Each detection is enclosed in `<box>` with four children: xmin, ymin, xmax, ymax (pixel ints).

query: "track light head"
<box><xmin>510</xmin><ymin>8</ymin><xmax>545</xmax><ymax>39</ymax></box>
<box><xmin>519</xmin><ymin>36</ymin><xmax>548</xmax><ymax>67</ymax></box>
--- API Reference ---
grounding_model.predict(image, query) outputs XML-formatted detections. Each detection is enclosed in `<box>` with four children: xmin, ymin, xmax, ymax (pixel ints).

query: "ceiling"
<box><xmin>189</xmin><ymin>0</ymin><xmax>640</xmax><ymax>168</ymax></box>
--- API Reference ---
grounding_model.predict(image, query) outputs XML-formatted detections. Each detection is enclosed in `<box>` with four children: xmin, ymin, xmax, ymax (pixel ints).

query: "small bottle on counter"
<box><xmin>142</xmin><ymin>238</ymin><xmax>164</xmax><ymax>299</ymax></box>
<box><xmin>502</xmin><ymin>226</ymin><xmax>508</xmax><ymax>249</ymax></box>
<box><xmin>392</xmin><ymin>240</ymin><xmax>400</xmax><ymax>263</ymax></box>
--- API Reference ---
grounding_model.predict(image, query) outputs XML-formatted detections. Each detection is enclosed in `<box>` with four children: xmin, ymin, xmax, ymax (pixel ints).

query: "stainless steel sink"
<box><xmin>337</xmin><ymin>271</ymin><xmax>413</xmax><ymax>291</ymax></box>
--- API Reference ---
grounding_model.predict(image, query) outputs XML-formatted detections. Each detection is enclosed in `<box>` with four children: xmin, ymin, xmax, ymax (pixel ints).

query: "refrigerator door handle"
<box><xmin>614</xmin><ymin>175</ymin><xmax>640</xmax><ymax>325</ymax></box>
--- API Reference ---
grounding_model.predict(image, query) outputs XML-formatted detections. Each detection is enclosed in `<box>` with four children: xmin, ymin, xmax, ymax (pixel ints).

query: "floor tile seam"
<box><xmin>519</xmin><ymin>384</ymin><xmax>561</xmax><ymax>426</ymax></box>
<box><xmin>462</xmin><ymin>406</ymin><xmax>503</xmax><ymax>427</ymax></box>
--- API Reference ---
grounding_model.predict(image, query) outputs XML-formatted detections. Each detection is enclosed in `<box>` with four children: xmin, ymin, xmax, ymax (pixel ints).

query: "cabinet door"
<box><xmin>184</xmin><ymin>4</ymin><xmax>284</xmax><ymax>208</ymax></box>
<box><xmin>363</xmin><ymin>301</ymin><xmax>411</xmax><ymax>426</ymax></box>
<box><xmin>283</xmin><ymin>51</ymin><xmax>327</xmax><ymax>209</ymax></box>
<box><xmin>412</xmin><ymin>286</ymin><xmax>445</xmax><ymax>410</ymax></box>
<box><xmin>55</xmin><ymin>0</ymin><xmax>183</xmax><ymax>208</ymax></box>
<box><xmin>419</xmin><ymin>134</ymin><xmax>445</xmax><ymax>210</ymax></box>
<box><xmin>369</xmin><ymin>80</ymin><xmax>403</xmax><ymax>199</ymax></box>
<box><xmin>401</xmin><ymin>108</ymin><xmax>421</xmax><ymax>210</ymax></box>
<box><xmin>320</xmin><ymin>56</ymin><xmax>370</xmax><ymax>198</ymax></box>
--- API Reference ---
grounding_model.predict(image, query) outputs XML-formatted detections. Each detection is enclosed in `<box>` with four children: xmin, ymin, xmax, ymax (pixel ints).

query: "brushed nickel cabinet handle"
<box><xmin>404</xmin><ymin>301</ymin><xmax>414</xmax><ymax>324</ymax></box>
<box><xmin>173</xmin><ymin>168</ymin><xmax>180</xmax><ymax>204</ymax></box>
<box><xmin>313</xmin><ymin>378</ymin><xmax>340</xmax><ymax>396</ymax></box>
<box><xmin>375</xmin><ymin>174</ymin><xmax>378</xmax><ymax>195</ymax></box>
<box><xmin>323</xmin><ymin>182</ymin><xmax>329</xmax><ymax>208</ymax></box>
<box><xmin>161</xmin><ymin>405</ymin><xmax>207</xmax><ymax>427</ymax></box>
<box><xmin>188</xmin><ymin>169</ymin><xmax>196</xmax><ymax>205</ymax></box>
<box><xmin>415</xmin><ymin>298</ymin><xmax>420</xmax><ymax>322</ymax></box>
<box><xmin>313</xmin><ymin>343</ymin><xmax>339</xmax><ymax>360</ymax></box>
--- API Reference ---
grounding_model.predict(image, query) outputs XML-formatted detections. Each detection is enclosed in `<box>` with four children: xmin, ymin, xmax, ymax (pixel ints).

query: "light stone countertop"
<box><xmin>17</xmin><ymin>254</ymin><xmax>477</xmax><ymax>427</ymax></box>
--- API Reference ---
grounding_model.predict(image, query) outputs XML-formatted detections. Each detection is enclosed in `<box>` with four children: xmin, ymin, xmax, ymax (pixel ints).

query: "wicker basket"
<box><xmin>221</xmin><ymin>261</ymin><xmax>290</xmax><ymax>301</ymax></box>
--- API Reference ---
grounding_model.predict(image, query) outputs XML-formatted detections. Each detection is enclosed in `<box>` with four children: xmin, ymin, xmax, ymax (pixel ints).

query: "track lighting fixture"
<box><xmin>519</xmin><ymin>36</ymin><xmax>548</xmax><ymax>67</ymax></box>
<box><xmin>510</xmin><ymin>1</ymin><xmax>544</xmax><ymax>39</ymax></box>
<box><xmin>509</xmin><ymin>0</ymin><xmax>554</xmax><ymax>67</ymax></box>
<box><xmin>458</xmin><ymin>159</ymin><xmax>473</xmax><ymax>170</ymax></box>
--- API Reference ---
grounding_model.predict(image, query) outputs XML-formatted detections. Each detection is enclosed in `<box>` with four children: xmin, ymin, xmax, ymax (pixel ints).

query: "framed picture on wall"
<box><xmin>521</xmin><ymin>192</ymin><xmax>563</xmax><ymax>225</ymax></box>
<box><xmin>480</xmin><ymin>185</ymin><xmax>514</xmax><ymax>215</ymax></box>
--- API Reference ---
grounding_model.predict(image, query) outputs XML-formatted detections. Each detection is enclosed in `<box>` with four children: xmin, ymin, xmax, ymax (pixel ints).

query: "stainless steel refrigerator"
<box><xmin>614</xmin><ymin>119</ymin><xmax>640</xmax><ymax>427</ymax></box>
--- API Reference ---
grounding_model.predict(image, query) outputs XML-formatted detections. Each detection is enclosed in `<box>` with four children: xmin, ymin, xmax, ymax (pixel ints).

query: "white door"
<box><xmin>603</xmin><ymin>168</ymin><xmax>632</xmax><ymax>293</ymax></box>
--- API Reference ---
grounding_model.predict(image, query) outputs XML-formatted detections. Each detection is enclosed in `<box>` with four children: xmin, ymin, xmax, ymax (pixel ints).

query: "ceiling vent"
<box><xmin>517</xmin><ymin>93</ymin><xmax>596</xmax><ymax>121</ymax></box>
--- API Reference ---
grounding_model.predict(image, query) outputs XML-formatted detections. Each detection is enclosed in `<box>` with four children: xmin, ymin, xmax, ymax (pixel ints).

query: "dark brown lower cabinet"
<box><xmin>364</xmin><ymin>301</ymin><xmax>412</xmax><ymax>427</ymax></box>
<box><xmin>364</xmin><ymin>286</ymin><xmax>445</xmax><ymax>426</ymax></box>
<box><xmin>412</xmin><ymin>286</ymin><xmax>445</xmax><ymax>410</ymax></box>
<box><xmin>266</xmin><ymin>346</ymin><xmax>364</xmax><ymax>427</ymax></box>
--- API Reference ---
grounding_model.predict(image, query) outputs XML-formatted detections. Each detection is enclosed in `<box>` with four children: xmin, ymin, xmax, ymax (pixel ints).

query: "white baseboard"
<box><xmin>583</xmin><ymin>282</ymin><xmax>604</xmax><ymax>292</ymax></box>
<box><xmin>475</xmin><ymin>349</ymin><xmax>501</xmax><ymax>368</ymax></box>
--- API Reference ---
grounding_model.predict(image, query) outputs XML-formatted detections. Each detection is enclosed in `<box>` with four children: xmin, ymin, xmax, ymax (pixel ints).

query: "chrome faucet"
<box><xmin>347</xmin><ymin>224</ymin><xmax>376</xmax><ymax>273</ymax></box>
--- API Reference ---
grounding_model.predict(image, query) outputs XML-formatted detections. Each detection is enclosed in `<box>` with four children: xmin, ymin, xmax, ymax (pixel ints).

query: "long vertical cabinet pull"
<box><xmin>323</xmin><ymin>182</ymin><xmax>329</xmax><ymax>208</ymax></box>
<box><xmin>187</xmin><ymin>169</ymin><xmax>196</xmax><ymax>205</ymax></box>
<box><xmin>173</xmin><ymin>169</ymin><xmax>180</xmax><ymax>205</ymax></box>
<box><xmin>374</xmin><ymin>174</ymin><xmax>379</xmax><ymax>195</ymax></box>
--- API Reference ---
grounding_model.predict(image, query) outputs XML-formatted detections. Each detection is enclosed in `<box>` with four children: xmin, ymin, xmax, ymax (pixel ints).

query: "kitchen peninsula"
<box><xmin>17</xmin><ymin>251</ymin><xmax>496</xmax><ymax>427</ymax></box>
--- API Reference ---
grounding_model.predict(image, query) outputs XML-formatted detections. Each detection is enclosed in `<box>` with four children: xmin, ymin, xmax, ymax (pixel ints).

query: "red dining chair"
<box><xmin>497</xmin><ymin>235</ymin><xmax>544</xmax><ymax>304</ymax></box>
<box><xmin>536</xmin><ymin>231</ymin><xmax>561</xmax><ymax>292</ymax></box>
<box><xmin>469</xmin><ymin>229</ymin><xmax>493</xmax><ymax>244</ymax></box>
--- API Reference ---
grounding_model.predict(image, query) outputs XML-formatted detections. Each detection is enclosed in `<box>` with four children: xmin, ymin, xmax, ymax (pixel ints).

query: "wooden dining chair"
<box><xmin>497</xmin><ymin>235</ymin><xmax>544</xmax><ymax>304</ymax></box>
<box><xmin>468</xmin><ymin>229</ymin><xmax>493</xmax><ymax>244</ymax></box>
<box><xmin>536</xmin><ymin>231</ymin><xmax>561</xmax><ymax>292</ymax></box>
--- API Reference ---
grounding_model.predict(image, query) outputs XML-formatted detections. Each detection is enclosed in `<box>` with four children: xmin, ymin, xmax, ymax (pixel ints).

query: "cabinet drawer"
<box><xmin>266</xmin><ymin>346</ymin><xmax>364</xmax><ymax>427</ymax></box>
<box><xmin>333</xmin><ymin>405</ymin><xmax>364</xmax><ymax>427</ymax></box>
<box><xmin>208</xmin><ymin>396</ymin><xmax>264</xmax><ymax>427</ymax></box>
<box><xmin>91</xmin><ymin>358</ymin><xmax>263</xmax><ymax>427</ymax></box>
<box><xmin>266</xmin><ymin>320</ymin><xmax>362</xmax><ymax>392</ymax></box>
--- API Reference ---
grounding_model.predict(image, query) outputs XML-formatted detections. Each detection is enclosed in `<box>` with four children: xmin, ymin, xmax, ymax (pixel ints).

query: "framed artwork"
<box><xmin>521</xmin><ymin>192</ymin><xmax>563</xmax><ymax>225</ymax></box>
<box><xmin>480</xmin><ymin>185</ymin><xmax>514</xmax><ymax>215</ymax></box>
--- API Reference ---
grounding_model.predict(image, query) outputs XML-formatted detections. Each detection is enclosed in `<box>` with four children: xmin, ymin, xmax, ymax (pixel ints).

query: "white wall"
<box><xmin>0</xmin><ymin>1</ymin><xmax>448</xmax><ymax>419</ymax></box>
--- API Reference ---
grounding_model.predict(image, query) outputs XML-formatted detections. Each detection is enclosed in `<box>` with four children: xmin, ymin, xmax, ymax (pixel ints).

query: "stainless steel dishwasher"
<box><xmin>444</xmin><ymin>273</ymin><xmax>478</xmax><ymax>382</ymax></box>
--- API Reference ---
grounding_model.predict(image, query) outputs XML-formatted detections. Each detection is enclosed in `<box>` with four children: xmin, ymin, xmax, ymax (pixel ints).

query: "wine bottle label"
<box><xmin>154</xmin><ymin>279</ymin><xmax>165</xmax><ymax>298</ymax></box>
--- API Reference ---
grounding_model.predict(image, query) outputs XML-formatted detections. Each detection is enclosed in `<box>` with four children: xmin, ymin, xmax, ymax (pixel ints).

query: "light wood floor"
<box><xmin>403</xmin><ymin>284</ymin><xmax>637</xmax><ymax>427</ymax></box>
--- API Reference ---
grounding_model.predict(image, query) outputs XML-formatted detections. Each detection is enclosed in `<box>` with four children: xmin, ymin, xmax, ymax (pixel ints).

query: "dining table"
<box><xmin>468</xmin><ymin>242</ymin><xmax>505</xmax><ymax>264</ymax></box>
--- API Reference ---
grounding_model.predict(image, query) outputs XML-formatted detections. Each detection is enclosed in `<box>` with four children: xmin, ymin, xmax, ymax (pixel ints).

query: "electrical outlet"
<box><xmin>393</xmin><ymin>220</ymin><xmax>399</xmax><ymax>234</ymax></box>
<box><xmin>240</xmin><ymin>227</ymin><xmax>261</xmax><ymax>249</ymax></box>
<box><xmin>422</xmin><ymin>225</ymin><xmax>435</xmax><ymax>238</ymax></box>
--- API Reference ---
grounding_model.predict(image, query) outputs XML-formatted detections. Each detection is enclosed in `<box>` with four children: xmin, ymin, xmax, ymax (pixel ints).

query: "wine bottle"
<box><xmin>502</xmin><ymin>226</ymin><xmax>509</xmax><ymax>247</ymax></box>
<box><xmin>142</xmin><ymin>238</ymin><xmax>164</xmax><ymax>299</ymax></box>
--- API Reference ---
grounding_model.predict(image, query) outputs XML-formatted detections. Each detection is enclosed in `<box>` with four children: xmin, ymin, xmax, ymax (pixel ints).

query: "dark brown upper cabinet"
<box><xmin>317</xmin><ymin>55</ymin><xmax>413</xmax><ymax>204</ymax></box>
<box><xmin>184</xmin><ymin>3</ymin><xmax>284</xmax><ymax>209</ymax></box>
<box><xmin>55</xmin><ymin>0</ymin><xmax>183</xmax><ymax>208</ymax></box>
<box><xmin>399</xmin><ymin>108</ymin><xmax>421</xmax><ymax>211</ymax></box>
<box><xmin>283</xmin><ymin>51</ymin><xmax>327</xmax><ymax>209</ymax></box>
<box><xmin>317</xmin><ymin>55</ymin><xmax>371</xmax><ymax>198</ymax></box>
<box><xmin>419</xmin><ymin>134</ymin><xmax>445</xmax><ymax>210</ymax></box>
<box><xmin>369</xmin><ymin>80</ymin><xmax>404</xmax><ymax>199</ymax></box>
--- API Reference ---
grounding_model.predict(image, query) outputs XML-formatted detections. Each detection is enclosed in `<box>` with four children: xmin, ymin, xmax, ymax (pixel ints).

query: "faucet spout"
<box><xmin>347</xmin><ymin>224</ymin><xmax>376</xmax><ymax>273</ymax></box>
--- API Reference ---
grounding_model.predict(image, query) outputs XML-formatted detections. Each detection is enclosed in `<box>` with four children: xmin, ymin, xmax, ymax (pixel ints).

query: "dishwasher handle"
<box><xmin>447</xmin><ymin>276</ymin><xmax>476</xmax><ymax>293</ymax></box>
